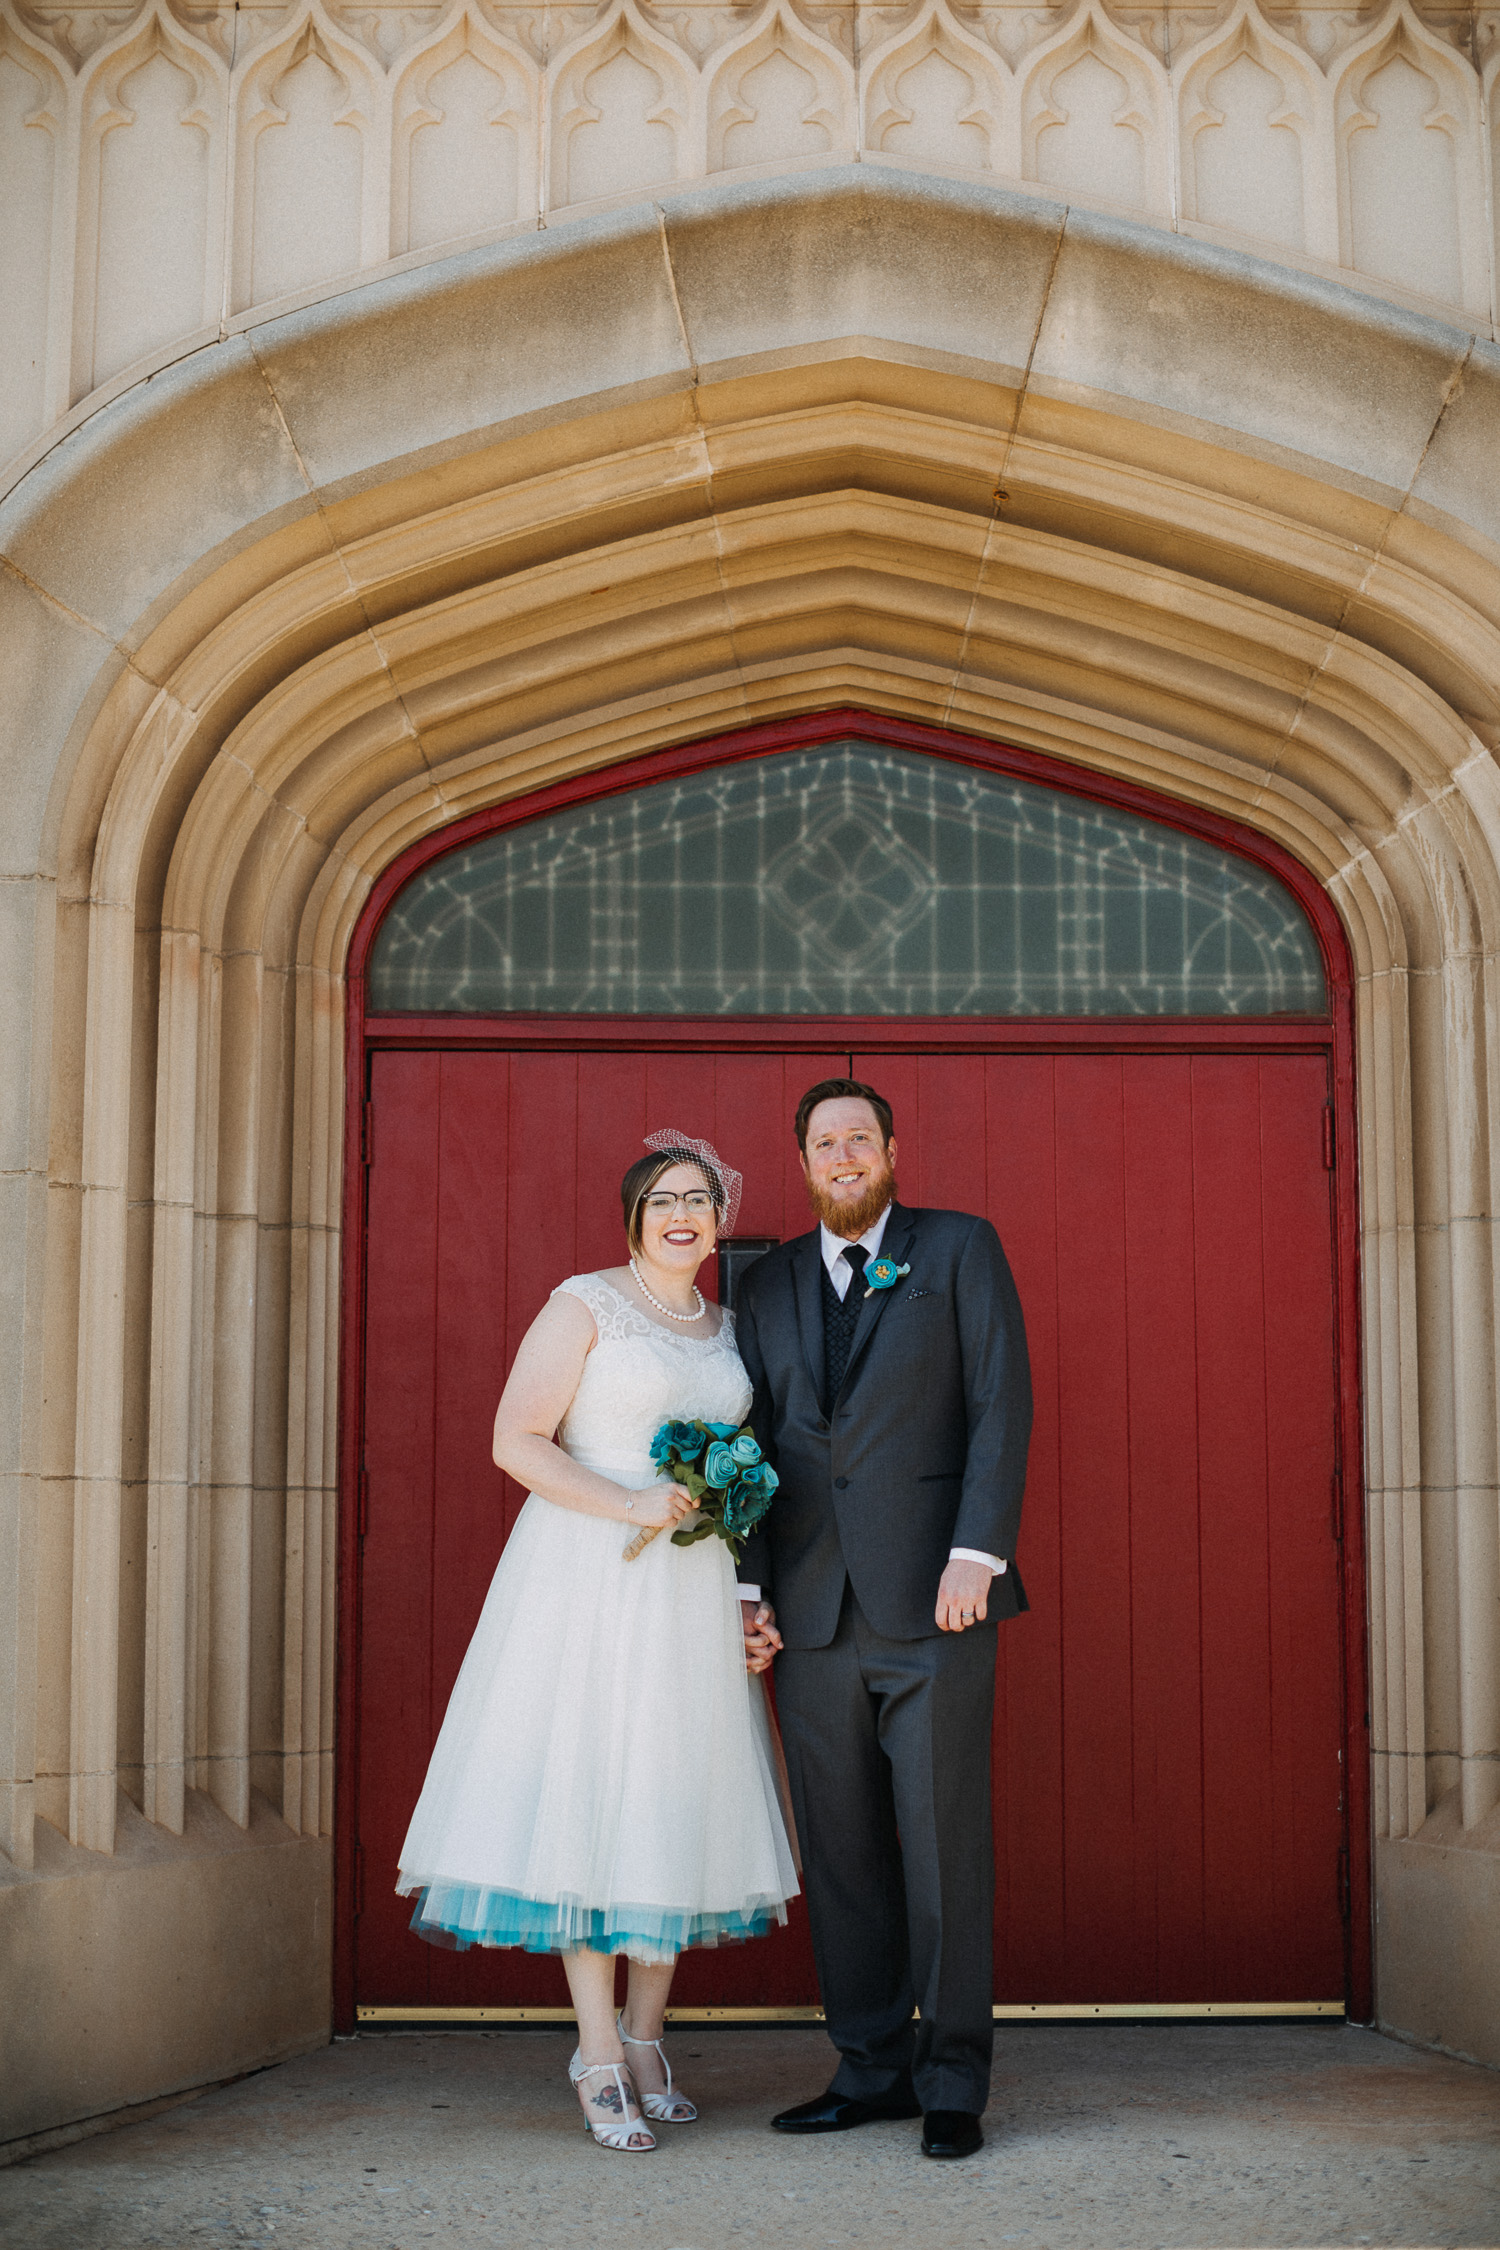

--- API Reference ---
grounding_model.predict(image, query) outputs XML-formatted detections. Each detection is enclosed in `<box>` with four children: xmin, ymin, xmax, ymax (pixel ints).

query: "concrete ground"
<box><xmin>1</xmin><ymin>2023</ymin><xmax>1497</xmax><ymax>2250</ymax></box>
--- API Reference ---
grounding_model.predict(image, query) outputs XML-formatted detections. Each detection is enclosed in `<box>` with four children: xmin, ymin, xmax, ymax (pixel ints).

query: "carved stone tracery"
<box><xmin>1</xmin><ymin>0</ymin><xmax>1497</xmax><ymax>478</ymax></box>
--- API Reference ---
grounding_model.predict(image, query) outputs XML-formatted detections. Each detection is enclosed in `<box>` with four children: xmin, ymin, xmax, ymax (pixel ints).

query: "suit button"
<box><xmin>834</xmin><ymin>1476</ymin><xmax>849</xmax><ymax>1490</ymax></box>
<box><xmin>817</xmin><ymin>1419</ymin><xmax>829</xmax><ymax>1433</ymax></box>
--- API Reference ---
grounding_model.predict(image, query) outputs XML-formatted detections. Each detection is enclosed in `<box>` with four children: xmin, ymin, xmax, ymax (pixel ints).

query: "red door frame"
<box><xmin>334</xmin><ymin>707</ymin><xmax>1370</xmax><ymax>2031</ymax></box>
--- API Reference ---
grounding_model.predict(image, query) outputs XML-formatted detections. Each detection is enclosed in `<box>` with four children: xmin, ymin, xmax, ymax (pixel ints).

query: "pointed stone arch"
<box><xmin>390</xmin><ymin>5</ymin><xmax>537</xmax><ymax>253</ymax></box>
<box><xmin>0</xmin><ymin>14</ymin><xmax>68</xmax><ymax>457</ymax></box>
<box><xmin>548</xmin><ymin>0</ymin><xmax>694</xmax><ymax>211</ymax></box>
<box><xmin>231</xmin><ymin>5</ymin><xmax>382</xmax><ymax>311</ymax></box>
<box><xmin>74</xmin><ymin>5</ymin><xmax>225</xmax><ymax>391</ymax></box>
<box><xmin>705</xmin><ymin>1</ymin><xmax>852</xmax><ymax>176</ymax></box>
<box><xmin>1175</xmin><ymin>1</ymin><xmax>1330</xmax><ymax>258</ymax></box>
<box><xmin>862</xmin><ymin>0</ymin><xmax>1009</xmax><ymax>179</ymax></box>
<box><xmin>1019</xmin><ymin>4</ymin><xmax>1170</xmax><ymax>215</ymax></box>
<box><xmin>0</xmin><ymin>14</ymin><xmax>65</xmax><ymax>131</ymax></box>
<box><xmin>1333</xmin><ymin>1</ymin><xmax>1488</xmax><ymax>314</ymax></box>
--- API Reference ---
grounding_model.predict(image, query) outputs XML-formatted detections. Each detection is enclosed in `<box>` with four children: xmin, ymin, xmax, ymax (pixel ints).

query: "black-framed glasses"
<box><xmin>641</xmin><ymin>1191</ymin><xmax>717</xmax><ymax>1216</ymax></box>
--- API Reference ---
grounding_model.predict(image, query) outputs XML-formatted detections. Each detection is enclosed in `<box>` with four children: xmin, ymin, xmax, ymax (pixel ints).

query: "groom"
<box><xmin>734</xmin><ymin>1078</ymin><xmax>1031</xmax><ymax>2161</ymax></box>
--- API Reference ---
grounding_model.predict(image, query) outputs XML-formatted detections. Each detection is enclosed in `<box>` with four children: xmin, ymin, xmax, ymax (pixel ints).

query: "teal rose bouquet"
<box><xmin>621</xmin><ymin>1417</ymin><xmax>779</xmax><ymax>1562</ymax></box>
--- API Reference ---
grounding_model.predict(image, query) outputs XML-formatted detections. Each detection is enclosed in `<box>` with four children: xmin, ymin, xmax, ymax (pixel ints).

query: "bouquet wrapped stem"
<box><xmin>622</xmin><ymin>1418</ymin><xmax>778</xmax><ymax>1563</ymax></box>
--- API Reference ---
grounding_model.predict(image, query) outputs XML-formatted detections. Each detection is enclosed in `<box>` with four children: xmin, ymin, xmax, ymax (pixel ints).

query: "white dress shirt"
<box><xmin>736</xmin><ymin>1206</ymin><xmax>1005</xmax><ymax>1602</ymax></box>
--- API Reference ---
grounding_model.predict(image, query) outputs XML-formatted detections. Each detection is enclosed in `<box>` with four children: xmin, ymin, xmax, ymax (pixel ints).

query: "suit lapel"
<box><xmin>789</xmin><ymin>1228</ymin><xmax>826</xmax><ymax>1401</ymax></box>
<box><xmin>837</xmin><ymin>1204</ymin><xmax>917</xmax><ymax>1399</ymax></box>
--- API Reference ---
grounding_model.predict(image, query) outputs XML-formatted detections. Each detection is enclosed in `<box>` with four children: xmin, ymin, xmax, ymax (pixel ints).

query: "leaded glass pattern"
<box><xmin>369</xmin><ymin>742</ymin><xmax>1327</xmax><ymax>1016</ymax></box>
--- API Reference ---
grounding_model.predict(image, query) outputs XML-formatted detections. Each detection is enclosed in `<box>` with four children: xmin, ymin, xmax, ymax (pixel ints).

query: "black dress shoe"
<box><xmin>772</xmin><ymin>2088</ymin><xmax>923</xmax><ymax>2133</ymax></box>
<box><xmin>921</xmin><ymin>2108</ymin><xmax>984</xmax><ymax>2159</ymax></box>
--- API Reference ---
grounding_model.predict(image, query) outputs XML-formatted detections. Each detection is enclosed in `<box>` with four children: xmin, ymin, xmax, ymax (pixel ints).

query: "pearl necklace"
<box><xmin>630</xmin><ymin>1257</ymin><xmax>706</xmax><ymax>1325</ymax></box>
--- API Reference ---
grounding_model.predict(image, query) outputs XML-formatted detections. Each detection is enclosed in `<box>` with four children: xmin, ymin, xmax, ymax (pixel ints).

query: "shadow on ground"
<box><xmin>2</xmin><ymin>2023</ymin><xmax>1498</xmax><ymax>2249</ymax></box>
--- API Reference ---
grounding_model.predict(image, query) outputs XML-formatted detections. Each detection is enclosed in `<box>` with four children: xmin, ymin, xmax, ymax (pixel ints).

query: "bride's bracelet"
<box><xmin>623</xmin><ymin>1493</ymin><xmax>635</xmax><ymax>1522</ymax></box>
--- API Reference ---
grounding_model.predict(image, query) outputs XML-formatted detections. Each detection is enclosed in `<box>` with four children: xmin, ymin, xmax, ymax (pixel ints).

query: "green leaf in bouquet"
<box><xmin>660</xmin><ymin>1462</ymin><xmax>709</xmax><ymax>1502</ymax></box>
<box><xmin>670</xmin><ymin>1516</ymin><xmax>717</xmax><ymax>1547</ymax></box>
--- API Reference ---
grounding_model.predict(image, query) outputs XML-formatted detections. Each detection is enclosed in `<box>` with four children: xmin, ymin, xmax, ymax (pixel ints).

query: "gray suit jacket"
<box><xmin>734</xmin><ymin>1204</ymin><xmax>1032</xmax><ymax>1647</ymax></box>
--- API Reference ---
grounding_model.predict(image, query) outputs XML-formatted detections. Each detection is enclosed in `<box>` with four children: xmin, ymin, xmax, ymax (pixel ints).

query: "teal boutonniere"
<box><xmin>864</xmin><ymin>1256</ymin><xmax>911</xmax><ymax>1298</ymax></box>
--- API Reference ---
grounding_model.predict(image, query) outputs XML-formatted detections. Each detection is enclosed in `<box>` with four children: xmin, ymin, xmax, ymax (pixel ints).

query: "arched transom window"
<box><xmin>369</xmin><ymin>742</ymin><xmax>1327</xmax><ymax>1017</ymax></box>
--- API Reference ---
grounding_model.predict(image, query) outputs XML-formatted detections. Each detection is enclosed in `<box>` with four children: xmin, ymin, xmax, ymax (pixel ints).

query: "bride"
<box><xmin>396</xmin><ymin>1132</ymin><xmax>798</xmax><ymax>2154</ymax></box>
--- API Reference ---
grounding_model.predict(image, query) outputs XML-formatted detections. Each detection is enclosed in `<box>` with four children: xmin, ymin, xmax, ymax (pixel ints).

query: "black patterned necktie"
<box><xmin>824</xmin><ymin>1243</ymin><xmax>869</xmax><ymax>1404</ymax></box>
<box><xmin>840</xmin><ymin>1243</ymin><xmax>869</xmax><ymax>1292</ymax></box>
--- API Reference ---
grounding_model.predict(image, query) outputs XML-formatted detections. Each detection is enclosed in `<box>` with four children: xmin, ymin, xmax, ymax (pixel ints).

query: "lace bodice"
<box><xmin>551</xmin><ymin>1273</ymin><xmax>752</xmax><ymax>1484</ymax></box>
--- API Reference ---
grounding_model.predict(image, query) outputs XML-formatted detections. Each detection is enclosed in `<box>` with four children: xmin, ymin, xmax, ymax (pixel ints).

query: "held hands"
<box><xmin>627</xmin><ymin>1481</ymin><xmax>697</xmax><ymax>1532</ymax></box>
<box><xmin>936</xmin><ymin>1557</ymin><xmax>993</xmax><ymax>1633</ymax></box>
<box><xmin>740</xmin><ymin>1600</ymin><xmax>783</xmax><ymax>1675</ymax></box>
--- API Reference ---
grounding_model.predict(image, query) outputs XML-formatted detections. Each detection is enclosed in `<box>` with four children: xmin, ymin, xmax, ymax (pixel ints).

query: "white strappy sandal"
<box><xmin>568</xmin><ymin>2051</ymin><xmax>656</xmax><ymax>2152</ymax></box>
<box><xmin>617</xmin><ymin>2013</ymin><xmax>698</xmax><ymax>2122</ymax></box>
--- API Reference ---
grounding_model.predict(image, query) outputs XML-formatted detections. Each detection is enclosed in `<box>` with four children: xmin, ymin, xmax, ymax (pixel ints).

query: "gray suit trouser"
<box><xmin>774</xmin><ymin>1584</ymin><xmax>996</xmax><ymax>2114</ymax></box>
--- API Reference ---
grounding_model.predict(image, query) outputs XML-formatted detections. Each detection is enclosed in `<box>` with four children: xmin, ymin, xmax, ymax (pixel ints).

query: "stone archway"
<box><xmin>342</xmin><ymin>708</ymin><xmax>1366</xmax><ymax>2027</ymax></box>
<box><xmin>7</xmin><ymin>168</ymin><xmax>1500</xmax><ymax>2131</ymax></box>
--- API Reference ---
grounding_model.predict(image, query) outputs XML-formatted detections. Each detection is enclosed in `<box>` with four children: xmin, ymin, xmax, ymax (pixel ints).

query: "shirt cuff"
<box><xmin>736</xmin><ymin>1583</ymin><xmax>762</xmax><ymax>1603</ymax></box>
<box><xmin>949</xmin><ymin>1547</ymin><xmax>1006</xmax><ymax>1574</ymax></box>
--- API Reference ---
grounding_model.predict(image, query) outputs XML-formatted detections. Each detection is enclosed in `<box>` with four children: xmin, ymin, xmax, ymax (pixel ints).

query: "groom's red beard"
<box><xmin>804</xmin><ymin>1161</ymin><xmax>896</xmax><ymax>1239</ymax></box>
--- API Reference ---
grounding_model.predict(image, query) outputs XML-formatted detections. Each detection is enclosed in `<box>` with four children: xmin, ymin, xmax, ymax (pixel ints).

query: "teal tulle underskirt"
<box><xmin>401</xmin><ymin>1879</ymin><xmax>785</xmax><ymax>1962</ymax></box>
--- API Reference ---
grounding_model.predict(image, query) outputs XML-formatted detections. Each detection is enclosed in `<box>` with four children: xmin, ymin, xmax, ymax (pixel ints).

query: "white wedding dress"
<box><xmin>396</xmin><ymin>1273</ymin><xmax>799</xmax><ymax>1961</ymax></box>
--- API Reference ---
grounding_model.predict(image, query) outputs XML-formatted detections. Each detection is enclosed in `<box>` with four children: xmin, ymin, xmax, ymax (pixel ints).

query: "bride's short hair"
<box><xmin>621</xmin><ymin>1149</ymin><xmax>725</xmax><ymax>1253</ymax></box>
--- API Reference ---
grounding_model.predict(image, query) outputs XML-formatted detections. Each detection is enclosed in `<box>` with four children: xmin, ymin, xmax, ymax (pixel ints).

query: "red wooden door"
<box><xmin>354</xmin><ymin>1041</ymin><xmax>1346</xmax><ymax>2010</ymax></box>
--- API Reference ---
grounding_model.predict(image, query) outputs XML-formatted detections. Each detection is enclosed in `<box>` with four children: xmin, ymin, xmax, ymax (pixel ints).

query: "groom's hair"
<box><xmin>794</xmin><ymin>1078</ymin><xmax>895</xmax><ymax>1152</ymax></box>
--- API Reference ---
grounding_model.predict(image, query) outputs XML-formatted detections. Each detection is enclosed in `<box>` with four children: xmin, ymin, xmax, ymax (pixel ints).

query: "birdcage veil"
<box><xmin>643</xmin><ymin>1129</ymin><xmax>743</xmax><ymax>1237</ymax></box>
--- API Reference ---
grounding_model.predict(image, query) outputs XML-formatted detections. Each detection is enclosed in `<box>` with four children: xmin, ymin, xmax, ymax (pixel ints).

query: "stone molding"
<box><xmin>1</xmin><ymin>168</ymin><xmax>1499</xmax><ymax>2072</ymax></box>
<box><xmin>3</xmin><ymin>0</ymin><xmax>1500</xmax><ymax>479</ymax></box>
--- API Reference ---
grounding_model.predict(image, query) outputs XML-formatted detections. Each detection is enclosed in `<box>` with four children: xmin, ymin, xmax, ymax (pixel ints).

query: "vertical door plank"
<box><xmin>576</xmin><ymin>1053</ymin><xmax>648</xmax><ymax>1276</ymax></box>
<box><xmin>710</xmin><ymin>1052</ymin><xmax>792</xmax><ymax>1260</ymax></box>
<box><xmin>911</xmin><ymin>1054</ymin><xmax>990</xmax><ymax>1219</ymax></box>
<box><xmin>505</xmin><ymin>1052</ymin><xmax>582</xmax><ymax>1377</ymax></box>
<box><xmin>642</xmin><ymin>1053</ymin><xmax>719</xmax><ymax>1170</ymax></box>
<box><xmin>427</xmin><ymin>1053</ymin><xmax>521</xmax><ymax>2006</ymax></box>
<box><xmin>357</xmin><ymin>1052</ymin><xmax>441</xmax><ymax>2003</ymax></box>
<box><xmin>1122</xmin><ymin>1055</ymin><xmax>1205</xmax><ymax>1998</ymax></box>
<box><xmin>1052</xmin><ymin>1057</ymin><xmax>1136</xmax><ymax>2000</ymax></box>
<box><xmin>981</xmin><ymin>1056</ymin><xmax>1065</xmax><ymax>1998</ymax></box>
<box><xmin>431</xmin><ymin>1052</ymin><xmax>513</xmax><ymax>1693</ymax></box>
<box><xmin>1192</xmin><ymin>1055</ymin><xmax>1275</xmax><ymax>1996</ymax></box>
<box><xmin>1257</xmin><ymin>1056</ymin><xmax>1343</xmax><ymax>1996</ymax></box>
